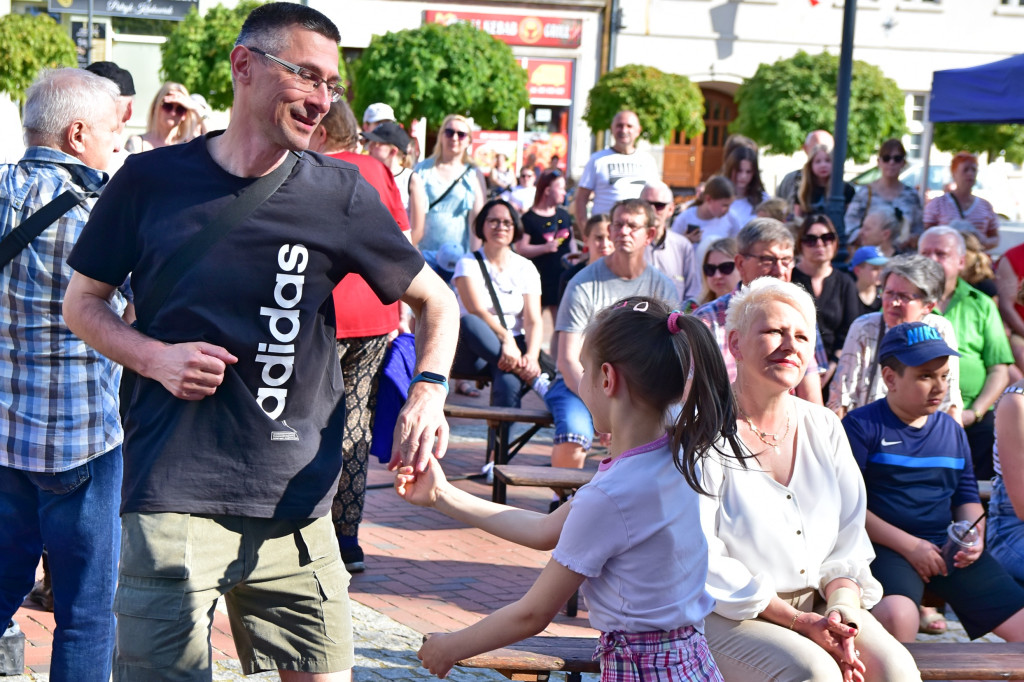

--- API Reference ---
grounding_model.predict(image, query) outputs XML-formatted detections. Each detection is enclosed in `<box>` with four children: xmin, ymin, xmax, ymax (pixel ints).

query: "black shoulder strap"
<box><xmin>134</xmin><ymin>151</ymin><xmax>300</xmax><ymax>333</ymax></box>
<box><xmin>473</xmin><ymin>250</ymin><xmax>508</xmax><ymax>330</ymax></box>
<box><xmin>948</xmin><ymin>192</ymin><xmax>966</xmax><ymax>219</ymax></box>
<box><xmin>429</xmin><ymin>165</ymin><xmax>473</xmax><ymax>210</ymax></box>
<box><xmin>0</xmin><ymin>190</ymin><xmax>84</xmax><ymax>271</ymax></box>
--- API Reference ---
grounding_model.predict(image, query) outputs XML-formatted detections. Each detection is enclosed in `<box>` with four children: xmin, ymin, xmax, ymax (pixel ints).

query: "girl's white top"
<box><xmin>553</xmin><ymin>434</ymin><xmax>715</xmax><ymax>633</ymax></box>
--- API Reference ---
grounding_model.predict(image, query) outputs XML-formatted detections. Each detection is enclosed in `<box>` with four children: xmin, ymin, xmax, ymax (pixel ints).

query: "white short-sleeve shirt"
<box><xmin>553</xmin><ymin>434</ymin><xmax>715</xmax><ymax>633</ymax></box>
<box><xmin>453</xmin><ymin>250</ymin><xmax>541</xmax><ymax>336</ymax></box>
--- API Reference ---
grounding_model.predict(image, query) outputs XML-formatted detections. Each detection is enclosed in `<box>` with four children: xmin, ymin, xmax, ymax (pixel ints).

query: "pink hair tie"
<box><xmin>667</xmin><ymin>311</ymin><xmax>683</xmax><ymax>335</ymax></box>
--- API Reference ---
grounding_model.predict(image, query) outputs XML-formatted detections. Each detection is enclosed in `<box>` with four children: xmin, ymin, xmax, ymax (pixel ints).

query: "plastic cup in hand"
<box><xmin>940</xmin><ymin>520</ymin><xmax>979</xmax><ymax>572</ymax></box>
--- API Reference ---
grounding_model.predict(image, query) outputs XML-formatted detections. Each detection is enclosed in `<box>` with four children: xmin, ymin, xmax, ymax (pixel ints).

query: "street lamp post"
<box><xmin>828</xmin><ymin>0</ymin><xmax>857</xmax><ymax>262</ymax></box>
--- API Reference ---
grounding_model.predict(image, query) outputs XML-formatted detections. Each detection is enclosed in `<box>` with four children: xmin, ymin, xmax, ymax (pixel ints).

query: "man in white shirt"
<box><xmin>573</xmin><ymin>110</ymin><xmax>659</xmax><ymax>227</ymax></box>
<box><xmin>641</xmin><ymin>181</ymin><xmax>699</xmax><ymax>304</ymax></box>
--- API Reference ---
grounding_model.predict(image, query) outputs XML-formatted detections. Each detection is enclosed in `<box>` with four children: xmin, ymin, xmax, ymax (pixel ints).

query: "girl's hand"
<box><xmin>685</xmin><ymin>227</ymin><xmax>702</xmax><ymax>244</ymax></box>
<box><xmin>418</xmin><ymin>633</ymin><xmax>458</xmax><ymax>679</ymax></box>
<box><xmin>395</xmin><ymin>458</ymin><xmax>447</xmax><ymax>508</ymax></box>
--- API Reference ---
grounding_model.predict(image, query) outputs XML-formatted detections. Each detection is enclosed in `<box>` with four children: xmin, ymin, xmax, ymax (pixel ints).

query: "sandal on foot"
<box><xmin>456</xmin><ymin>380</ymin><xmax>482</xmax><ymax>398</ymax></box>
<box><xmin>918</xmin><ymin>609</ymin><xmax>947</xmax><ymax>635</ymax></box>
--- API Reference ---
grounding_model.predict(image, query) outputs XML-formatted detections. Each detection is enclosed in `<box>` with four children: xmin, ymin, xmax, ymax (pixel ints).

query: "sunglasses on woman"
<box><xmin>703</xmin><ymin>262</ymin><xmax>736</xmax><ymax>277</ymax></box>
<box><xmin>161</xmin><ymin>101</ymin><xmax>188</xmax><ymax>116</ymax></box>
<box><xmin>880</xmin><ymin>154</ymin><xmax>905</xmax><ymax>164</ymax></box>
<box><xmin>801</xmin><ymin>232</ymin><xmax>837</xmax><ymax>246</ymax></box>
<box><xmin>443</xmin><ymin>128</ymin><xmax>469</xmax><ymax>140</ymax></box>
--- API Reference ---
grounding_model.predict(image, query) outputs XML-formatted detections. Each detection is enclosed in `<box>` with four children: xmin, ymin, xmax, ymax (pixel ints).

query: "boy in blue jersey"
<box><xmin>843</xmin><ymin>321</ymin><xmax>1024</xmax><ymax>643</ymax></box>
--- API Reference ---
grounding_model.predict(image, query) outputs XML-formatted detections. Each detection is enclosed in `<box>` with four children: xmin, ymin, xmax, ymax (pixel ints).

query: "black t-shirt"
<box><xmin>67</xmin><ymin>134</ymin><xmax>424</xmax><ymax>519</ymax></box>
<box><xmin>791</xmin><ymin>267</ymin><xmax>861</xmax><ymax>361</ymax></box>
<box><xmin>520</xmin><ymin>208</ymin><xmax>573</xmax><ymax>307</ymax></box>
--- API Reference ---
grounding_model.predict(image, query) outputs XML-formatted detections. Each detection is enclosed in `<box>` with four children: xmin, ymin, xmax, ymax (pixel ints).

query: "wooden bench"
<box><xmin>443</xmin><ymin>404</ymin><xmax>554</xmax><ymax>503</ymax></box>
<box><xmin>492</xmin><ymin>464</ymin><xmax>596</xmax><ymax>505</ymax></box>
<box><xmin>458</xmin><ymin>636</ymin><xmax>1024</xmax><ymax>681</ymax></box>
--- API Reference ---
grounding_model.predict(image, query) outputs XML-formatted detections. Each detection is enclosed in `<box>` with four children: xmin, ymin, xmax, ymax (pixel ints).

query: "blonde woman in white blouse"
<box><xmin>700</xmin><ymin>277</ymin><xmax>919</xmax><ymax>681</ymax></box>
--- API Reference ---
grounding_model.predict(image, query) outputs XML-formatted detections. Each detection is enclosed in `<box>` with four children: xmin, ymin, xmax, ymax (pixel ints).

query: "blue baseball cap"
<box><xmin>850</xmin><ymin>246</ymin><xmax>889</xmax><ymax>268</ymax></box>
<box><xmin>878</xmin><ymin>322</ymin><xmax>960</xmax><ymax>367</ymax></box>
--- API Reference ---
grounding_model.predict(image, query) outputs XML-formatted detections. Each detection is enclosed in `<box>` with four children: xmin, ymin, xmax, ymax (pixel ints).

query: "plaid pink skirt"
<box><xmin>595</xmin><ymin>625</ymin><xmax>723</xmax><ymax>682</ymax></box>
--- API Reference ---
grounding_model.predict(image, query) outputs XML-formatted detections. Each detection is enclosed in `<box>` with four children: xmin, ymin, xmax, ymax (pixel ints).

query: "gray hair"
<box><xmin>865</xmin><ymin>210</ymin><xmax>907</xmax><ymax>246</ymax></box>
<box><xmin>880</xmin><ymin>255</ymin><xmax>945</xmax><ymax>306</ymax></box>
<box><xmin>23</xmin><ymin>69</ymin><xmax>119</xmax><ymax>147</ymax></box>
<box><xmin>920</xmin><ymin>225</ymin><xmax>967</xmax><ymax>257</ymax></box>
<box><xmin>725</xmin><ymin>276</ymin><xmax>817</xmax><ymax>338</ymax></box>
<box><xmin>736</xmin><ymin>217</ymin><xmax>795</xmax><ymax>253</ymax></box>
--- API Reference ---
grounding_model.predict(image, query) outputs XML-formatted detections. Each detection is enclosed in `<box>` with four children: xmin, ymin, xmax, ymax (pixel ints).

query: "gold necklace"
<box><xmin>735</xmin><ymin>399</ymin><xmax>791</xmax><ymax>454</ymax></box>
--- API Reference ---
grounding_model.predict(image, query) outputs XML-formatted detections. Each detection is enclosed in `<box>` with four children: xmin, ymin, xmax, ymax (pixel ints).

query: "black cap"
<box><xmin>360</xmin><ymin>121</ymin><xmax>411</xmax><ymax>151</ymax></box>
<box><xmin>85</xmin><ymin>61</ymin><xmax>136</xmax><ymax>96</ymax></box>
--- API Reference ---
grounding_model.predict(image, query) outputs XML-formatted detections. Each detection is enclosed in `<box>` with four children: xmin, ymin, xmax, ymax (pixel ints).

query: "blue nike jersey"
<box><xmin>843</xmin><ymin>399</ymin><xmax>980</xmax><ymax>545</ymax></box>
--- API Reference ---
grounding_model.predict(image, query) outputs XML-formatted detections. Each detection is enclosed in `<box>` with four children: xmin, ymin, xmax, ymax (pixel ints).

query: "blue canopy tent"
<box><xmin>930</xmin><ymin>53</ymin><xmax>1024</xmax><ymax>124</ymax></box>
<box><xmin>920</xmin><ymin>53</ymin><xmax>1024</xmax><ymax>207</ymax></box>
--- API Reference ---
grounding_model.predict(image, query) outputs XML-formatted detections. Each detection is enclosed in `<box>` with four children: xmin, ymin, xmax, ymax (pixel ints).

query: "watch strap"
<box><xmin>410</xmin><ymin>371</ymin><xmax>449</xmax><ymax>394</ymax></box>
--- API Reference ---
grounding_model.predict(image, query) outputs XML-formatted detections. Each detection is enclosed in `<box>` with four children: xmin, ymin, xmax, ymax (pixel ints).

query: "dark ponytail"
<box><xmin>584</xmin><ymin>297</ymin><xmax>744</xmax><ymax>495</ymax></box>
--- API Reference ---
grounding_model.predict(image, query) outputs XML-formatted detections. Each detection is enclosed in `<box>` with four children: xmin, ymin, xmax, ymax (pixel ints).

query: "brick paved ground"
<box><xmin>4</xmin><ymin>388</ymin><xmax>999</xmax><ymax>679</ymax></box>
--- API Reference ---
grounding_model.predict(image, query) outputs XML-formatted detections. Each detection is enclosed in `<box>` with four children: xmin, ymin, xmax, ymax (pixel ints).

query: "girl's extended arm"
<box><xmin>418</xmin><ymin>559</ymin><xmax>586</xmax><ymax>679</ymax></box>
<box><xmin>395</xmin><ymin>459</ymin><xmax>568</xmax><ymax>550</ymax></box>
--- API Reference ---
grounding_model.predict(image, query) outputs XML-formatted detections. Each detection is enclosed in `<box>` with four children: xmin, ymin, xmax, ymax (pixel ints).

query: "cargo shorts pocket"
<box><xmin>296</xmin><ymin>516</ymin><xmax>342</xmax><ymax>565</ymax></box>
<box><xmin>113</xmin><ymin>581</ymin><xmax>188</xmax><ymax>669</ymax></box>
<box><xmin>120</xmin><ymin>512</ymin><xmax>192</xmax><ymax>579</ymax></box>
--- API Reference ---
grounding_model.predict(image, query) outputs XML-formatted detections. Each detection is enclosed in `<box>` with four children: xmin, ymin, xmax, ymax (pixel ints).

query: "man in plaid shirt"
<box><xmin>693</xmin><ymin>218</ymin><xmax>828</xmax><ymax>404</ymax></box>
<box><xmin>0</xmin><ymin>69</ymin><xmax>123</xmax><ymax>681</ymax></box>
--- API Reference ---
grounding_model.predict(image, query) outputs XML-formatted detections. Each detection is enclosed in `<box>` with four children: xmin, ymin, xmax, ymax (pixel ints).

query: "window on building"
<box><xmin>907</xmin><ymin>133</ymin><xmax>923</xmax><ymax>160</ymax></box>
<box><xmin>910</xmin><ymin>94</ymin><xmax>926</xmax><ymax>122</ymax></box>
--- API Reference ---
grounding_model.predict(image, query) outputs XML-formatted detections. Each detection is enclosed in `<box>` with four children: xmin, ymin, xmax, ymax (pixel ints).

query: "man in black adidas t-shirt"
<box><xmin>62</xmin><ymin>4</ymin><xmax>458</xmax><ymax>679</ymax></box>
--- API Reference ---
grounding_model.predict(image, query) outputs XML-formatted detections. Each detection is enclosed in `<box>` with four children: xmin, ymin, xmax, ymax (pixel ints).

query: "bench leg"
<box><xmin>566</xmin><ymin>590</ymin><xmax>579</xmax><ymax>618</ymax></box>
<box><xmin>492</xmin><ymin>422</ymin><xmax>511</xmax><ymax>504</ymax></box>
<box><xmin>566</xmin><ymin>674</ymin><xmax>582</xmax><ymax>682</ymax></box>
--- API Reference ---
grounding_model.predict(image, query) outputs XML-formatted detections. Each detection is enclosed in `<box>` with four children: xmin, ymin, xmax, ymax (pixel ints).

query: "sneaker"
<box><xmin>341</xmin><ymin>545</ymin><xmax>365</xmax><ymax>574</ymax></box>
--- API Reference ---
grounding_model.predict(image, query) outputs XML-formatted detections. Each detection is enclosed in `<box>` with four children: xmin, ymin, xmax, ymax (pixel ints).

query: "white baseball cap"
<box><xmin>363</xmin><ymin>102</ymin><xmax>395</xmax><ymax>125</ymax></box>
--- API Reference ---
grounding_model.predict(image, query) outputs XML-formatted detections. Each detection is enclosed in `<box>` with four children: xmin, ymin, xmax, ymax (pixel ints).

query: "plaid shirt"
<box><xmin>0</xmin><ymin>147</ymin><xmax>124</xmax><ymax>473</ymax></box>
<box><xmin>693</xmin><ymin>292</ymin><xmax>827</xmax><ymax>383</ymax></box>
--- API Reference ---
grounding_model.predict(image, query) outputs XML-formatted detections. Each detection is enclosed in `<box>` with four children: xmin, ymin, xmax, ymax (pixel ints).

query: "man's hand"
<box><xmin>389</xmin><ymin>382</ymin><xmax>449</xmax><ymax>472</ymax></box>
<box><xmin>148</xmin><ymin>342</ymin><xmax>237</xmax><ymax>400</ymax></box>
<box><xmin>904</xmin><ymin>538</ymin><xmax>947</xmax><ymax>581</ymax></box>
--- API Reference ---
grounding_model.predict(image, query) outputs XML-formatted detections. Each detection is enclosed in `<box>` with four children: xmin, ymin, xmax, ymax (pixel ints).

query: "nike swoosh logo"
<box><xmin>881</xmin><ymin>439</ymin><xmax>902</xmax><ymax>446</ymax></box>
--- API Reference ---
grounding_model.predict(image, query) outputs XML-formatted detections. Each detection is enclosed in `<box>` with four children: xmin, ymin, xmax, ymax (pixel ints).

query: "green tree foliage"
<box><xmin>731</xmin><ymin>51</ymin><xmax>906</xmax><ymax>163</ymax></box>
<box><xmin>161</xmin><ymin>1</ymin><xmax>347</xmax><ymax>111</ymax></box>
<box><xmin>0</xmin><ymin>13</ymin><xmax>77</xmax><ymax>107</ymax></box>
<box><xmin>933</xmin><ymin>123</ymin><xmax>1024</xmax><ymax>165</ymax></box>
<box><xmin>583</xmin><ymin>64</ymin><xmax>704</xmax><ymax>143</ymax></box>
<box><xmin>351</xmin><ymin>22</ymin><xmax>528</xmax><ymax>130</ymax></box>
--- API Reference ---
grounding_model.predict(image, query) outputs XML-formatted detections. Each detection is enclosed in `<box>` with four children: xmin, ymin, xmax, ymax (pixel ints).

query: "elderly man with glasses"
<box><xmin>62</xmin><ymin>4</ymin><xmax>458</xmax><ymax>680</ymax></box>
<box><xmin>692</xmin><ymin>218</ymin><xmax>829</xmax><ymax>404</ymax></box>
<box><xmin>640</xmin><ymin>180</ymin><xmax>700</xmax><ymax>305</ymax></box>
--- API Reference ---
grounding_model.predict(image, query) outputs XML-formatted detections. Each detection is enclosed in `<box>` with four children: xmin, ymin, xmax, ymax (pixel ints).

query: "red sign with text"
<box><xmin>425</xmin><ymin>10</ymin><xmax>582</xmax><ymax>49</ymax></box>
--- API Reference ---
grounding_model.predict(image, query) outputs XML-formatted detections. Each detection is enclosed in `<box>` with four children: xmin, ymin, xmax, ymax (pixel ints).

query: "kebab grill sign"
<box><xmin>425</xmin><ymin>10</ymin><xmax>582</xmax><ymax>49</ymax></box>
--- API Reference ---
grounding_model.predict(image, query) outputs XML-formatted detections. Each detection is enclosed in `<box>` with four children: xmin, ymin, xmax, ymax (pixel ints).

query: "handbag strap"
<box><xmin>866</xmin><ymin>316</ymin><xmax>887</xmax><ymax>401</ymax></box>
<box><xmin>0</xmin><ymin>189</ymin><xmax>84</xmax><ymax>271</ymax></box>
<box><xmin>429</xmin><ymin>165</ymin><xmax>472</xmax><ymax>211</ymax></box>
<box><xmin>134</xmin><ymin>151</ymin><xmax>300</xmax><ymax>333</ymax></box>
<box><xmin>473</xmin><ymin>250</ymin><xmax>508</xmax><ymax>330</ymax></box>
